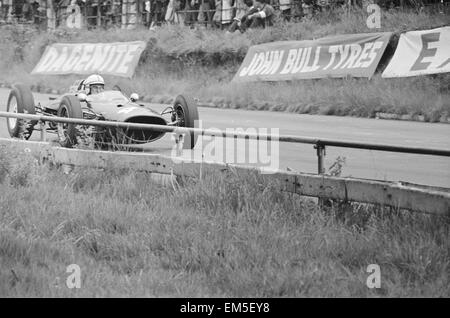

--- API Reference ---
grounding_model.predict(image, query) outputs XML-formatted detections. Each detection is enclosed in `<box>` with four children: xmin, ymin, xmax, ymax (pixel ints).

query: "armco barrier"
<box><xmin>0</xmin><ymin>110</ymin><xmax>449</xmax><ymax>215</ymax></box>
<box><xmin>0</xmin><ymin>138</ymin><xmax>449</xmax><ymax>215</ymax></box>
<box><xmin>1</xmin><ymin>111</ymin><xmax>449</xmax><ymax>177</ymax></box>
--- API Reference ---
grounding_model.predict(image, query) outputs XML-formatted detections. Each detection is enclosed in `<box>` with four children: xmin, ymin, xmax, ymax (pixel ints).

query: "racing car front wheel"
<box><xmin>57</xmin><ymin>96</ymin><xmax>83</xmax><ymax>148</ymax></box>
<box><xmin>6</xmin><ymin>84</ymin><xmax>37</xmax><ymax>140</ymax></box>
<box><xmin>173</xmin><ymin>95</ymin><xmax>199</xmax><ymax>149</ymax></box>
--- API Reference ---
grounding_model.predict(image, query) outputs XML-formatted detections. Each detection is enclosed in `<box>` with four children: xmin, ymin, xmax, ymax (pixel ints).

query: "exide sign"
<box><xmin>382</xmin><ymin>26</ymin><xmax>450</xmax><ymax>78</ymax></box>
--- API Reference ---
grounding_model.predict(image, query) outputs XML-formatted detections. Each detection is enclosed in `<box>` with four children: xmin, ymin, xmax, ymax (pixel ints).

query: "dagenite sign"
<box><xmin>31</xmin><ymin>41</ymin><xmax>147</xmax><ymax>78</ymax></box>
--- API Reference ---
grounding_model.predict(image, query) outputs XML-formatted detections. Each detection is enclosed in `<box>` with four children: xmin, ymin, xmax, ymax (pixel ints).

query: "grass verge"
<box><xmin>0</xmin><ymin>145</ymin><xmax>449</xmax><ymax>297</ymax></box>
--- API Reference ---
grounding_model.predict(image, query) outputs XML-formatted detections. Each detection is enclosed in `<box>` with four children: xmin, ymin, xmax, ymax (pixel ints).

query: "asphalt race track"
<box><xmin>1</xmin><ymin>88</ymin><xmax>449</xmax><ymax>188</ymax></box>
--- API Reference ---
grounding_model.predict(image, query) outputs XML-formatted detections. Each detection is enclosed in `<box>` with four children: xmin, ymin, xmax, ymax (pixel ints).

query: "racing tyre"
<box><xmin>6</xmin><ymin>84</ymin><xmax>36</xmax><ymax>139</ymax></box>
<box><xmin>57</xmin><ymin>95</ymin><xmax>83</xmax><ymax>148</ymax></box>
<box><xmin>173</xmin><ymin>95</ymin><xmax>199</xmax><ymax>149</ymax></box>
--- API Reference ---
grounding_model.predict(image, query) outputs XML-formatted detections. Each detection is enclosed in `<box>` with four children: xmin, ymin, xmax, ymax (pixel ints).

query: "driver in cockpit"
<box><xmin>83</xmin><ymin>74</ymin><xmax>105</xmax><ymax>95</ymax></box>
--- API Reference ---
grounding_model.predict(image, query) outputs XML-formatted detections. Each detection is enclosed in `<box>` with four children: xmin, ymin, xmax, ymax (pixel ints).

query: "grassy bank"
<box><xmin>0</xmin><ymin>8</ymin><xmax>449</xmax><ymax>121</ymax></box>
<box><xmin>1</xmin><ymin>145</ymin><xmax>449</xmax><ymax>297</ymax></box>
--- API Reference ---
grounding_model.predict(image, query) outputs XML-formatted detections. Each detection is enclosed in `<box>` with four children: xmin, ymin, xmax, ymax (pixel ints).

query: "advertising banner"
<box><xmin>31</xmin><ymin>41</ymin><xmax>146</xmax><ymax>78</ymax></box>
<box><xmin>233</xmin><ymin>32</ymin><xmax>392</xmax><ymax>82</ymax></box>
<box><xmin>382</xmin><ymin>27</ymin><xmax>450</xmax><ymax>78</ymax></box>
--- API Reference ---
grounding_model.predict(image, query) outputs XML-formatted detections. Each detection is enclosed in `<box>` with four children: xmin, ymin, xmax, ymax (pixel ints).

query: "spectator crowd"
<box><xmin>0</xmin><ymin>0</ymin><xmax>346</xmax><ymax>30</ymax></box>
<box><xmin>0</xmin><ymin>0</ymin><xmax>447</xmax><ymax>32</ymax></box>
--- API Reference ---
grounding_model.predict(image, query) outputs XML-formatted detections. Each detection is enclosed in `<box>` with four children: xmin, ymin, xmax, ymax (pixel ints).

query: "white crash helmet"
<box><xmin>84</xmin><ymin>74</ymin><xmax>104</xmax><ymax>93</ymax></box>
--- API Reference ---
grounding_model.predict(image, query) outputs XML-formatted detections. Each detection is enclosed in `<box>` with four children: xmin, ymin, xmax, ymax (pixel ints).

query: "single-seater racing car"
<box><xmin>6</xmin><ymin>74</ymin><xmax>199</xmax><ymax>149</ymax></box>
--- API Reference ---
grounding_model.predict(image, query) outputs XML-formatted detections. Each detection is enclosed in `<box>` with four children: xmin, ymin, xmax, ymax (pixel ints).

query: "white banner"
<box><xmin>382</xmin><ymin>26</ymin><xmax>450</xmax><ymax>78</ymax></box>
<box><xmin>233</xmin><ymin>32</ymin><xmax>392</xmax><ymax>82</ymax></box>
<box><xmin>31</xmin><ymin>41</ymin><xmax>146</xmax><ymax>78</ymax></box>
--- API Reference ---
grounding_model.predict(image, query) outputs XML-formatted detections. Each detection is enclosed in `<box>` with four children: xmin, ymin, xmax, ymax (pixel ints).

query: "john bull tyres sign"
<box><xmin>31</xmin><ymin>41</ymin><xmax>146</xmax><ymax>78</ymax></box>
<box><xmin>233</xmin><ymin>32</ymin><xmax>392</xmax><ymax>82</ymax></box>
<box><xmin>382</xmin><ymin>27</ymin><xmax>450</xmax><ymax>78</ymax></box>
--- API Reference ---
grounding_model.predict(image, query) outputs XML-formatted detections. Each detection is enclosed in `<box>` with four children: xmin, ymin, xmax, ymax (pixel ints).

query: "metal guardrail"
<box><xmin>0</xmin><ymin>110</ymin><xmax>450</xmax><ymax>177</ymax></box>
<box><xmin>1</xmin><ymin>138</ymin><xmax>449</xmax><ymax>215</ymax></box>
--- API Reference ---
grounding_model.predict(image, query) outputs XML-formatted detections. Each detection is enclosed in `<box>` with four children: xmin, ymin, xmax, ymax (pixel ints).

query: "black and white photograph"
<box><xmin>0</xmin><ymin>0</ymin><xmax>449</xmax><ymax>300</ymax></box>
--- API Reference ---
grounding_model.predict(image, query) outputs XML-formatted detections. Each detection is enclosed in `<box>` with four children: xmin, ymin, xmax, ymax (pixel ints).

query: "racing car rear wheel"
<box><xmin>173</xmin><ymin>95</ymin><xmax>199</xmax><ymax>149</ymax></box>
<box><xmin>57</xmin><ymin>96</ymin><xmax>83</xmax><ymax>148</ymax></box>
<box><xmin>6</xmin><ymin>84</ymin><xmax>37</xmax><ymax>139</ymax></box>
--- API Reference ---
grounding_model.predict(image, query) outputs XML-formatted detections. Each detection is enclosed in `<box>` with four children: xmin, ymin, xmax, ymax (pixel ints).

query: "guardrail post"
<box><xmin>315</xmin><ymin>143</ymin><xmax>326</xmax><ymax>175</ymax></box>
<box><xmin>39</xmin><ymin>120</ymin><xmax>46</xmax><ymax>141</ymax></box>
<box><xmin>315</xmin><ymin>143</ymin><xmax>326</xmax><ymax>207</ymax></box>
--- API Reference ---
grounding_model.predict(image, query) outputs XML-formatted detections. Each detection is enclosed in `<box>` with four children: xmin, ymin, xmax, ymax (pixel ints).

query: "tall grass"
<box><xmin>0</xmin><ymin>8</ymin><xmax>449</xmax><ymax>121</ymax></box>
<box><xmin>0</xmin><ymin>145</ymin><xmax>449</xmax><ymax>297</ymax></box>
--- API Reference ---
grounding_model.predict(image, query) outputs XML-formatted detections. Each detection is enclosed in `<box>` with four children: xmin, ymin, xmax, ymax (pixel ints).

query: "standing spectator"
<box><xmin>165</xmin><ymin>0</ymin><xmax>182</xmax><ymax>23</ymax></box>
<box><xmin>120</xmin><ymin>0</ymin><xmax>139</xmax><ymax>29</ymax></box>
<box><xmin>22</xmin><ymin>0</ymin><xmax>33</xmax><ymax>21</ymax></box>
<box><xmin>149</xmin><ymin>0</ymin><xmax>166</xmax><ymax>29</ymax></box>
<box><xmin>12</xmin><ymin>0</ymin><xmax>24</xmax><ymax>19</ymax></box>
<box><xmin>278</xmin><ymin>0</ymin><xmax>291</xmax><ymax>21</ymax></box>
<box><xmin>290</xmin><ymin>0</ymin><xmax>302</xmax><ymax>21</ymax></box>
<box><xmin>197</xmin><ymin>0</ymin><xmax>214</xmax><ymax>28</ymax></box>
<box><xmin>34</xmin><ymin>0</ymin><xmax>49</xmax><ymax>26</ymax></box>
<box><xmin>302</xmin><ymin>0</ymin><xmax>315</xmax><ymax>20</ymax></box>
<box><xmin>175</xmin><ymin>0</ymin><xmax>187</xmax><ymax>24</ymax></box>
<box><xmin>232</xmin><ymin>0</ymin><xmax>247</xmax><ymax>23</ymax></box>
<box><xmin>82</xmin><ymin>0</ymin><xmax>98</xmax><ymax>27</ymax></box>
<box><xmin>142</xmin><ymin>0</ymin><xmax>151</xmax><ymax>26</ymax></box>
<box><xmin>184</xmin><ymin>0</ymin><xmax>199</xmax><ymax>27</ymax></box>
<box><xmin>0</xmin><ymin>0</ymin><xmax>8</xmax><ymax>22</ymax></box>
<box><xmin>103</xmin><ymin>0</ymin><xmax>115</xmax><ymax>27</ymax></box>
<box><xmin>213</xmin><ymin>0</ymin><xmax>234</xmax><ymax>28</ymax></box>
<box><xmin>55</xmin><ymin>0</ymin><xmax>69</xmax><ymax>27</ymax></box>
<box><xmin>45</xmin><ymin>0</ymin><xmax>56</xmax><ymax>29</ymax></box>
<box><xmin>212</xmin><ymin>0</ymin><xmax>220</xmax><ymax>27</ymax></box>
<box><xmin>3</xmin><ymin>0</ymin><xmax>15</xmax><ymax>23</ymax></box>
<box><xmin>112</xmin><ymin>0</ymin><xmax>122</xmax><ymax>26</ymax></box>
<box><xmin>31</xmin><ymin>0</ymin><xmax>41</xmax><ymax>24</ymax></box>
